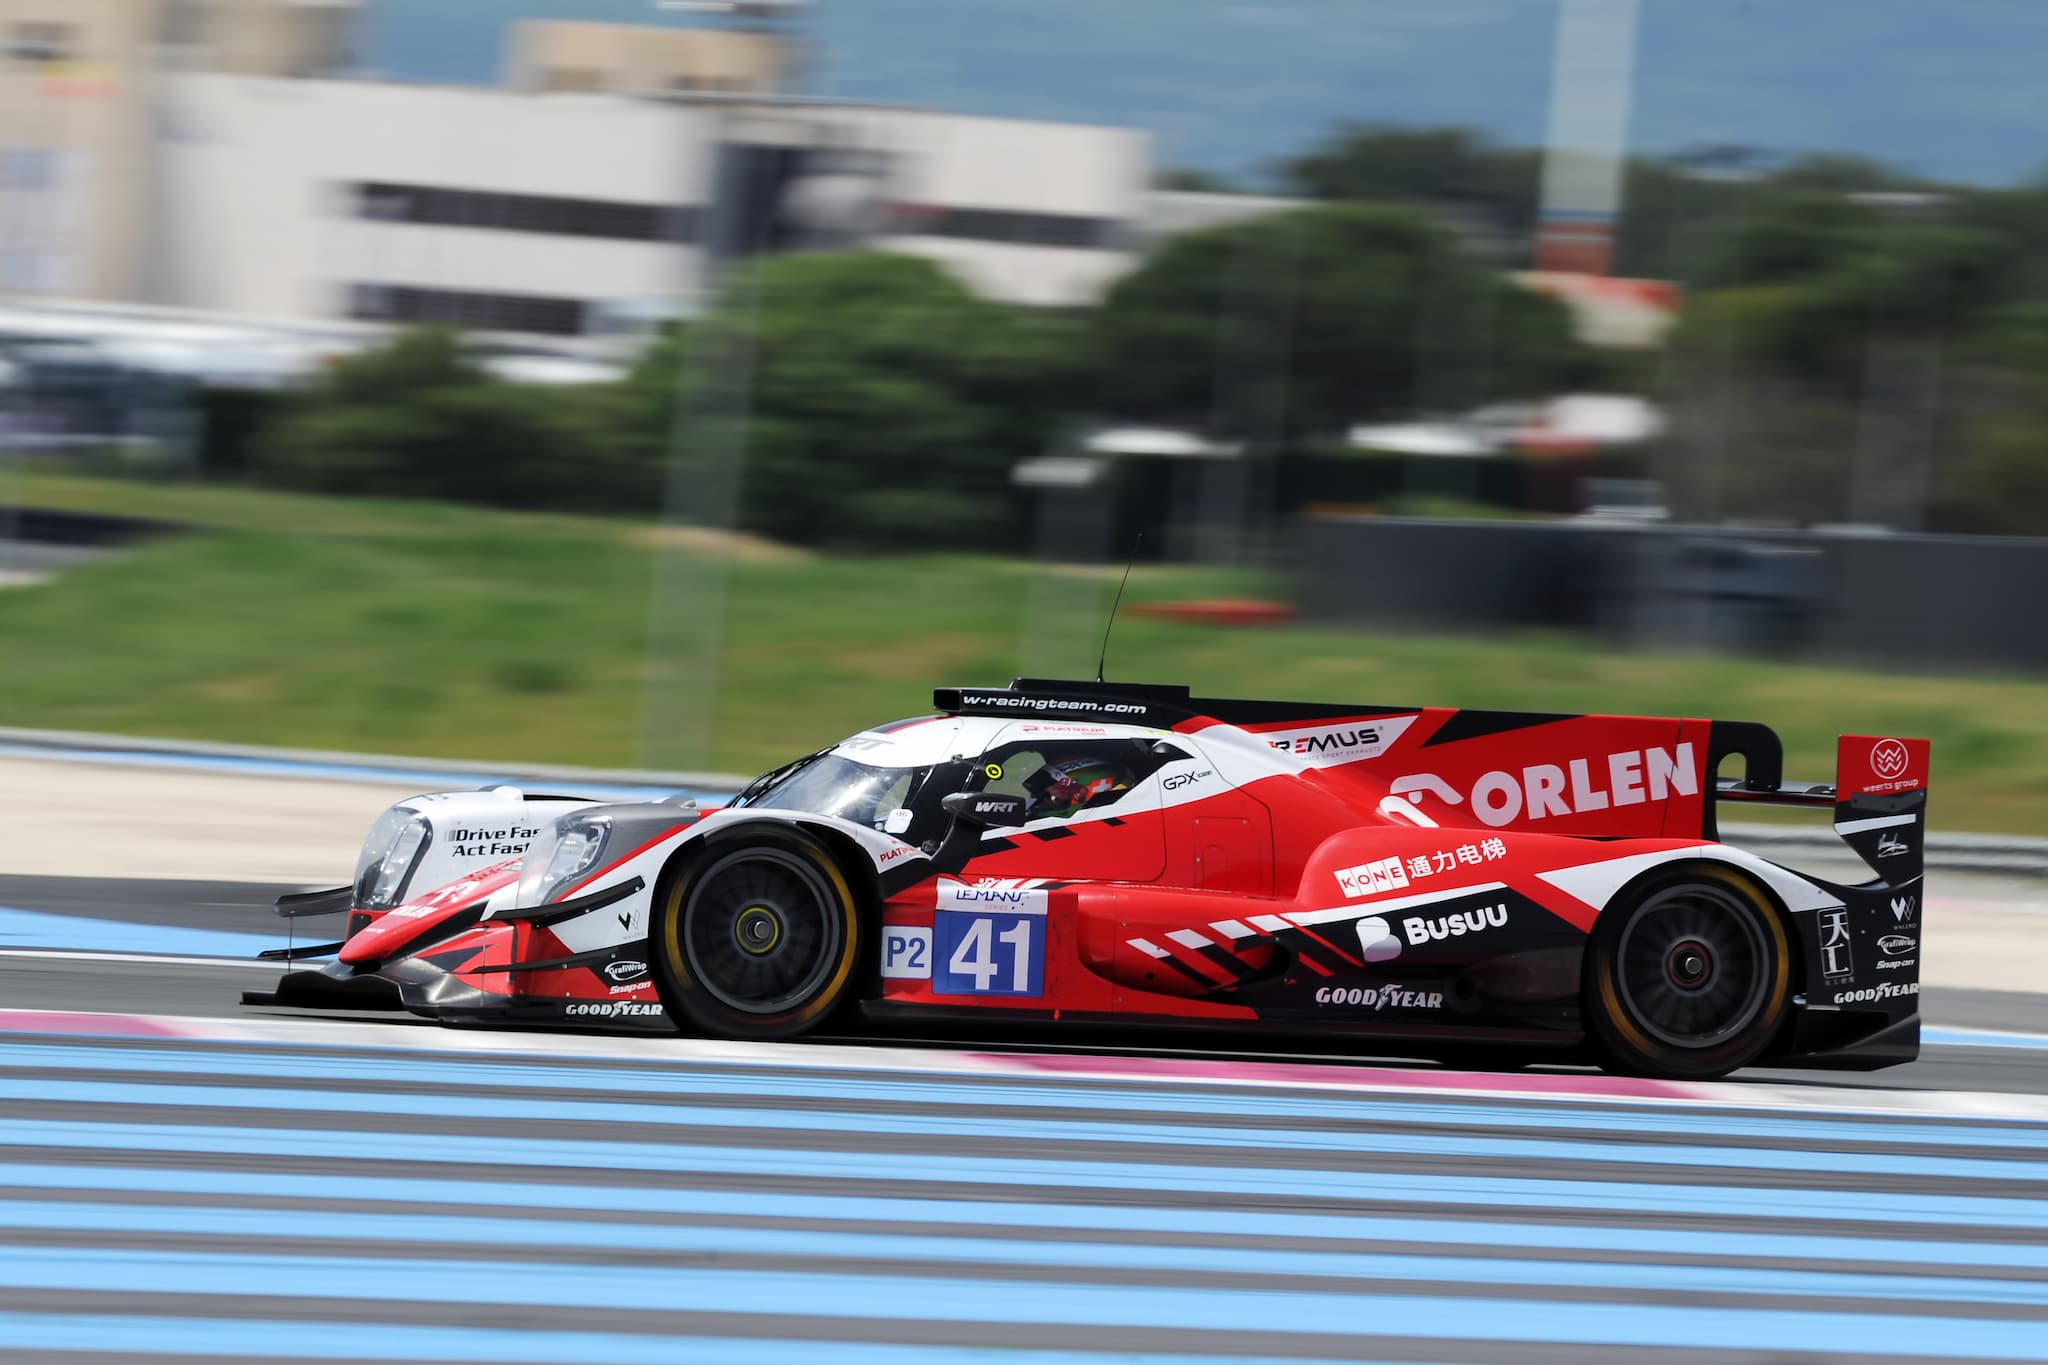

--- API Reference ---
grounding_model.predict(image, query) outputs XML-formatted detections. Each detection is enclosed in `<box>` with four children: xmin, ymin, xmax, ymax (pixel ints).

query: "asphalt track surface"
<box><xmin>4</xmin><ymin>876</ymin><xmax>2048</xmax><ymax>1362</ymax></box>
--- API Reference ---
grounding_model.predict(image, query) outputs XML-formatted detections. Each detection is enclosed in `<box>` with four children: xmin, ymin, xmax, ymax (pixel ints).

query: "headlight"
<box><xmin>518</xmin><ymin>813</ymin><xmax>612</xmax><ymax>906</ymax></box>
<box><xmin>355</xmin><ymin>807</ymin><xmax>431</xmax><ymax>910</ymax></box>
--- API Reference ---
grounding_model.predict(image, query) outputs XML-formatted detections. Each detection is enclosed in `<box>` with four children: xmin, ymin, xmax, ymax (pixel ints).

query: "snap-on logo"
<box><xmin>1388</xmin><ymin>743</ymin><xmax>1697</xmax><ymax>828</ymax></box>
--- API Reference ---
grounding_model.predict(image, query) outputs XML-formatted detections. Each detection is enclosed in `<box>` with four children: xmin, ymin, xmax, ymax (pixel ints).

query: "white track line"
<box><xmin>0</xmin><ymin>949</ymin><xmax>280</xmax><ymax>970</ymax></box>
<box><xmin>4</xmin><ymin>1006</ymin><xmax>2048</xmax><ymax>1123</ymax></box>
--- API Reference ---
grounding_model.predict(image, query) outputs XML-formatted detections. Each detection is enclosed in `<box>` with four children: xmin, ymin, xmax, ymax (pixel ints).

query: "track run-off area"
<box><xmin>5</xmin><ymin>883</ymin><xmax>2048</xmax><ymax>1363</ymax></box>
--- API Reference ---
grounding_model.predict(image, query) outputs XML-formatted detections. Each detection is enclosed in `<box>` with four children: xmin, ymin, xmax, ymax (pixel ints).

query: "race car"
<box><xmin>248</xmin><ymin>677</ymin><xmax>1929</xmax><ymax>1079</ymax></box>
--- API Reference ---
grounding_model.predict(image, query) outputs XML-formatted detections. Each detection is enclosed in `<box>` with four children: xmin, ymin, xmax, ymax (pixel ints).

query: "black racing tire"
<box><xmin>652</xmin><ymin>826</ymin><xmax>863</xmax><ymax>1040</ymax></box>
<box><xmin>1583</xmin><ymin>865</ymin><xmax>1793</xmax><ymax>1080</ymax></box>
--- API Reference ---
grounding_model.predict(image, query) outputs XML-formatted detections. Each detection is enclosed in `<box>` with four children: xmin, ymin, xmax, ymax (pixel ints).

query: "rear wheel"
<box><xmin>1584</xmin><ymin>867</ymin><xmax>1791</xmax><ymax>1079</ymax></box>
<box><xmin>654</xmin><ymin>827</ymin><xmax>862</xmax><ymax>1039</ymax></box>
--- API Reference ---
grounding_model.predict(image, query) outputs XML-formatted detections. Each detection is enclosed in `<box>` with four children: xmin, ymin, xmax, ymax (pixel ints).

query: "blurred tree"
<box><xmin>1155</xmin><ymin>167</ymin><xmax>1241</xmax><ymax>193</ymax></box>
<box><xmin>1089</xmin><ymin>203</ymin><xmax>1590</xmax><ymax>438</ymax></box>
<box><xmin>663</xmin><ymin>251</ymin><xmax>1080</xmax><ymax>550</ymax></box>
<box><xmin>1927</xmin><ymin>305</ymin><xmax>2048</xmax><ymax>535</ymax></box>
<box><xmin>1278</xmin><ymin>123</ymin><xmax>1541</xmax><ymax>252</ymax></box>
<box><xmin>256</xmin><ymin>327</ymin><xmax>655</xmax><ymax>512</ymax></box>
<box><xmin>1658</xmin><ymin>188</ymin><xmax>2025</xmax><ymax>526</ymax></box>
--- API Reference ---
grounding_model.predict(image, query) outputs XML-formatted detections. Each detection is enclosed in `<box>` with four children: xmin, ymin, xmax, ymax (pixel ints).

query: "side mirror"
<box><xmin>942</xmin><ymin>791</ymin><xmax>1029</xmax><ymax>828</ymax></box>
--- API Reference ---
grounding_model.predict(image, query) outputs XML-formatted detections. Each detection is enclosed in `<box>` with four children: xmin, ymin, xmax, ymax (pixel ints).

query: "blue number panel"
<box><xmin>932</xmin><ymin>910</ymin><xmax>1045</xmax><ymax>997</ymax></box>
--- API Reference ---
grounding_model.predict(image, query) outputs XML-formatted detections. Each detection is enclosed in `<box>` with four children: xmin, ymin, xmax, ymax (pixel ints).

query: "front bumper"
<box><xmin>243</xmin><ymin>957</ymin><xmax>672</xmax><ymax>1032</ymax></box>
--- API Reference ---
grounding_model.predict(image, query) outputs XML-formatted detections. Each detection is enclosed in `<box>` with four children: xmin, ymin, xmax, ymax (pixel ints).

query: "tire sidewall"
<box><xmin>1584</xmin><ymin>864</ymin><xmax>1793</xmax><ymax>1080</ymax></box>
<box><xmin>654</xmin><ymin>825</ymin><xmax>863</xmax><ymax>1040</ymax></box>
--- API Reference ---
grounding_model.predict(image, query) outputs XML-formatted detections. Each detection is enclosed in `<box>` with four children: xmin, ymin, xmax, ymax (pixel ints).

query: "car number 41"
<box><xmin>934</xmin><ymin>910</ymin><xmax>1044</xmax><ymax>997</ymax></box>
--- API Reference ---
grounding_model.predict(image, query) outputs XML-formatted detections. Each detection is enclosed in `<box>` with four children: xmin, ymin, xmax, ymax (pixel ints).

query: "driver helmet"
<box><xmin>1024</xmin><ymin>755</ymin><xmax>1132</xmax><ymax>819</ymax></box>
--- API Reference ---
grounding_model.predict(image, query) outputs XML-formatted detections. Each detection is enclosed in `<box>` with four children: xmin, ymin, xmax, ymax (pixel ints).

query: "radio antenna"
<box><xmin>1095</xmin><ymin>533</ymin><xmax>1143</xmax><ymax>684</ymax></box>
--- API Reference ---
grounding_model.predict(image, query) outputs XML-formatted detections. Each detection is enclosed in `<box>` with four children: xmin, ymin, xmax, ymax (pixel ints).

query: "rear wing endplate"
<box><xmin>1706</xmin><ymin>728</ymin><xmax>1929</xmax><ymax>882</ymax></box>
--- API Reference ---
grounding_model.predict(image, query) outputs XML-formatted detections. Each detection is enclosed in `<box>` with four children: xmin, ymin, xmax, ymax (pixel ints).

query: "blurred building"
<box><xmin>145</xmin><ymin>77</ymin><xmax>1146</xmax><ymax>331</ymax></box>
<box><xmin>0</xmin><ymin>0</ymin><xmax>355</xmax><ymax>301</ymax></box>
<box><xmin>3</xmin><ymin>4</ymin><xmax>1147</xmax><ymax>344</ymax></box>
<box><xmin>505</xmin><ymin>19</ymin><xmax>791</xmax><ymax>97</ymax></box>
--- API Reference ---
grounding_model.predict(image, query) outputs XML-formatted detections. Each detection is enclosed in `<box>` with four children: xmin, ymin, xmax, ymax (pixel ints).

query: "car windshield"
<box><xmin>738</xmin><ymin>754</ymin><xmax>933</xmax><ymax>832</ymax></box>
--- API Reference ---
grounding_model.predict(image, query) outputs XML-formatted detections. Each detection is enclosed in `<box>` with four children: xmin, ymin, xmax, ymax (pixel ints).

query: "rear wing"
<box><xmin>1707</xmin><ymin>728</ymin><xmax>1929</xmax><ymax>882</ymax></box>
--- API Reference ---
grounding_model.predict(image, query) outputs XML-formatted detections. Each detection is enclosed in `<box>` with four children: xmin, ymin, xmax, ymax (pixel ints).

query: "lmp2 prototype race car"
<box><xmin>250</xmin><ymin>678</ymin><xmax>1929</xmax><ymax>1079</ymax></box>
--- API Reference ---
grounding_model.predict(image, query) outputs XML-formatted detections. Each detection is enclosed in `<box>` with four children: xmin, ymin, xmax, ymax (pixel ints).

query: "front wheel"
<box><xmin>1584</xmin><ymin>867</ymin><xmax>1792</xmax><ymax>1079</ymax></box>
<box><xmin>653</xmin><ymin>827</ymin><xmax>863</xmax><ymax>1039</ymax></box>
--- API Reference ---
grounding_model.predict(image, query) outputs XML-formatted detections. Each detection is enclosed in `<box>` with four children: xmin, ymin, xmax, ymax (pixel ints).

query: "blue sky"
<box><xmin>365</xmin><ymin>1</ymin><xmax>2048</xmax><ymax>186</ymax></box>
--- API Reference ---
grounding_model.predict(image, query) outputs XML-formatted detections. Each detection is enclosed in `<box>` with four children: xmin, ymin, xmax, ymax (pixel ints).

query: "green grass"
<box><xmin>4</xmin><ymin>473</ymin><xmax>2047</xmax><ymax>835</ymax></box>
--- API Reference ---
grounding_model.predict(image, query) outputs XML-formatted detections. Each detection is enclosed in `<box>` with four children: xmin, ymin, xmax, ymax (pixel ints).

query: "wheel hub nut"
<box><xmin>735</xmin><ymin>907</ymin><xmax>782</xmax><ymax>955</ymax></box>
<box><xmin>1666</xmin><ymin>939</ymin><xmax>1713</xmax><ymax>990</ymax></box>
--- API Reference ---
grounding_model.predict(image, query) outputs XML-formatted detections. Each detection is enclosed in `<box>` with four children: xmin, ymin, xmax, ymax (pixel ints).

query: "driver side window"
<box><xmin>975</xmin><ymin>739</ymin><xmax>1171</xmax><ymax>823</ymax></box>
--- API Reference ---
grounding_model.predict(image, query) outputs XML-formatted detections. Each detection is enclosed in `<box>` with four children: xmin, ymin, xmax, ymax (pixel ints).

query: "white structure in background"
<box><xmin>153</xmin><ymin>78</ymin><xmax>717</xmax><ymax>335</ymax></box>
<box><xmin>0</xmin><ymin>0</ymin><xmax>359</xmax><ymax>300</ymax></box>
<box><xmin>876</xmin><ymin>111</ymin><xmax>1147</xmax><ymax>307</ymax></box>
<box><xmin>1533</xmin><ymin>0</ymin><xmax>1638</xmax><ymax>275</ymax></box>
<box><xmin>1515</xmin><ymin>272</ymin><xmax>1679</xmax><ymax>349</ymax></box>
<box><xmin>1138</xmin><ymin>190</ymin><xmax>1308</xmax><ymax>245</ymax></box>
<box><xmin>0</xmin><ymin>296</ymin><xmax>631</xmax><ymax>388</ymax></box>
<box><xmin>505</xmin><ymin>17</ymin><xmax>793</xmax><ymax>96</ymax></box>
<box><xmin>1347</xmin><ymin>394</ymin><xmax>1665</xmax><ymax>457</ymax></box>
<box><xmin>4</xmin><ymin>2</ymin><xmax>1149</xmax><ymax>343</ymax></box>
<box><xmin>147</xmin><ymin>75</ymin><xmax>1145</xmax><ymax>330</ymax></box>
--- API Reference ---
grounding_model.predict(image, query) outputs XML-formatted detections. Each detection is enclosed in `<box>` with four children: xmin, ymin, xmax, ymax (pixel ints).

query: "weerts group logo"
<box><xmin>1871</xmin><ymin>739</ymin><xmax>1910</xmax><ymax>782</ymax></box>
<box><xmin>1842</xmin><ymin>734</ymin><xmax>1926</xmax><ymax>796</ymax></box>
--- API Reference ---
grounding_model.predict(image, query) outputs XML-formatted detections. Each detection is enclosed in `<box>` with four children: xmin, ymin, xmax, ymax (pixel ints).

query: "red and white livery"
<box><xmin>252</xmin><ymin>678</ymin><xmax>1929</xmax><ymax>1078</ymax></box>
